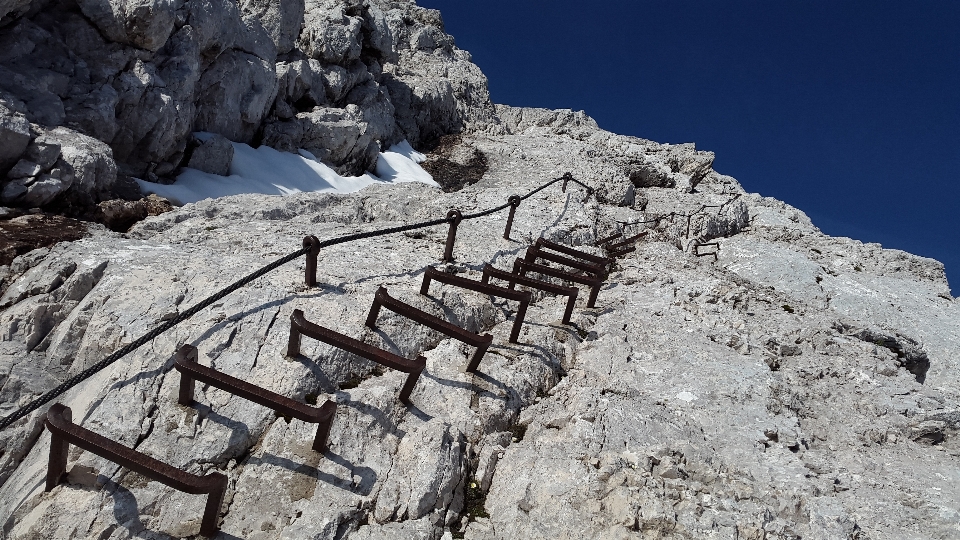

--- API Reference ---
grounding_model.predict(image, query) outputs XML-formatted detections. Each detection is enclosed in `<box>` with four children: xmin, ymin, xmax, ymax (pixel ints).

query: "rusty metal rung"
<box><xmin>606</xmin><ymin>231</ymin><xmax>649</xmax><ymax>251</ymax></box>
<box><xmin>692</xmin><ymin>242</ymin><xmax>720</xmax><ymax>261</ymax></box>
<box><xmin>535</xmin><ymin>238</ymin><xmax>611</xmax><ymax>266</ymax></box>
<box><xmin>366</xmin><ymin>287</ymin><xmax>493</xmax><ymax>373</ymax></box>
<box><xmin>596</xmin><ymin>232</ymin><xmax>623</xmax><ymax>246</ymax></box>
<box><xmin>174</xmin><ymin>345</ymin><xmax>337</xmax><ymax>452</ymax></box>
<box><xmin>481</xmin><ymin>264</ymin><xmax>578</xmax><ymax>325</ymax></box>
<box><xmin>420</xmin><ymin>267</ymin><xmax>532</xmax><ymax>344</ymax></box>
<box><xmin>287</xmin><ymin>310</ymin><xmax>426</xmax><ymax>405</ymax></box>
<box><xmin>525</xmin><ymin>246</ymin><xmax>606</xmax><ymax>277</ymax></box>
<box><xmin>513</xmin><ymin>258</ymin><xmax>603</xmax><ymax>308</ymax></box>
<box><xmin>44</xmin><ymin>403</ymin><xmax>227</xmax><ymax>537</ymax></box>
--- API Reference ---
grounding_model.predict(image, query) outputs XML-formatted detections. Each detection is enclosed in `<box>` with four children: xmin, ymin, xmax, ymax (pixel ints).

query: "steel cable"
<box><xmin>0</xmin><ymin>173</ymin><xmax>593</xmax><ymax>431</ymax></box>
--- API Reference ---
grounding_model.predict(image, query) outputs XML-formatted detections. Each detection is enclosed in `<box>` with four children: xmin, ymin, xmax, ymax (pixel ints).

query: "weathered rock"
<box><xmin>34</xmin><ymin>127</ymin><xmax>117</xmax><ymax>206</ymax></box>
<box><xmin>75</xmin><ymin>0</ymin><xmax>177</xmax><ymax>52</ymax></box>
<box><xmin>238</xmin><ymin>0</ymin><xmax>304</xmax><ymax>54</ymax></box>
<box><xmin>5</xmin><ymin>159</ymin><xmax>40</xmax><ymax>179</ymax></box>
<box><xmin>186</xmin><ymin>132</ymin><xmax>233</xmax><ymax>175</ymax></box>
<box><xmin>262</xmin><ymin>105</ymin><xmax>379</xmax><ymax>175</ymax></box>
<box><xmin>0</xmin><ymin>0</ymin><xmax>31</xmax><ymax>22</ymax></box>
<box><xmin>0</xmin><ymin>102</ymin><xmax>30</xmax><ymax>172</ymax></box>
<box><xmin>299</xmin><ymin>0</ymin><xmax>363</xmax><ymax>65</ymax></box>
<box><xmin>194</xmin><ymin>50</ymin><xmax>278</xmax><ymax>144</ymax></box>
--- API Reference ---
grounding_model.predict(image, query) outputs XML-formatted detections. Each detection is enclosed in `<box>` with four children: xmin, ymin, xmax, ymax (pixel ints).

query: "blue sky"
<box><xmin>419</xmin><ymin>1</ymin><xmax>960</xmax><ymax>294</ymax></box>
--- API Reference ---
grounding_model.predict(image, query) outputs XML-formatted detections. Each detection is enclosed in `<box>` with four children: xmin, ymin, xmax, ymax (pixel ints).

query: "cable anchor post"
<box><xmin>303</xmin><ymin>236</ymin><xmax>321</xmax><ymax>287</ymax></box>
<box><xmin>503</xmin><ymin>195</ymin><xmax>521</xmax><ymax>240</ymax></box>
<box><xmin>443</xmin><ymin>209</ymin><xmax>463</xmax><ymax>262</ymax></box>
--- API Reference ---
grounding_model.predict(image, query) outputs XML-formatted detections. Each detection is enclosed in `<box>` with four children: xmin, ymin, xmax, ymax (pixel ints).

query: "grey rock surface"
<box><xmin>0</xmin><ymin>0</ymin><xmax>499</xmax><ymax>208</ymax></box>
<box><xmin>75</xmin><ymin>0</ymin><xmax>177</xmax><ymax>52</ymax></box>
<box><xmin>0</xmin><ymin>123</ymin><xmax>957</xmax><ymax>539</ymax></box>
<box><xmin>0</xmin><ymin>102</ymin><xmax>30</xmax><ymax>172</ymax></box>
<box><xmin>186</xmin><ymin>133</ymin><xmax>234</xmax><ymax>176</ymax></box>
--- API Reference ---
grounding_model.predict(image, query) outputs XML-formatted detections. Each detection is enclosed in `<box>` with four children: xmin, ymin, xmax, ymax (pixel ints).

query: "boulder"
<box><xmin>186</xmin><ymin>133</ymin><xmax>234</xmax><ymax>176</ymax></box>
<box><xmin>74</xmin><ymin>0</ymin><xmax>177</xmax><ymax>51</ymax></box>
<box><xmin>194</xmin><ymin>50</ymin><xmax>278</xmax><ymax>144</ymax></box>
<box><xmin>261</xmin><ymin>105</ymin><xmax>379</xmax><ymax>175</ymax></box>
<box><xmin>0</xmin><ymin>102</ymin><xmax>30</xmax><ymax>172</ymax></box>
<box><xmin>238</xmin><ymin>0</ymin><xmax>305</xmax><ymax>54</ymax></box>
<box><xmin>34</xmin><ymin>127</ymin><xmax>117</xmax><ymax>206</ymax></box>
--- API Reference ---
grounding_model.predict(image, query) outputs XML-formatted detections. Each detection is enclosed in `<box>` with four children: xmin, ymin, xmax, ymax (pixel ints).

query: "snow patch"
<box><xmin>137</xmin><ymin>138</ymin><xmax>437</xmax><ymax>206</ymax></box>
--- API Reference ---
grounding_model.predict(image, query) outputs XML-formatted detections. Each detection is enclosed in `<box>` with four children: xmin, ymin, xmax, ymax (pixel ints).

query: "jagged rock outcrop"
<box><xmin>0</xmin><ymin>0</ymin><xmax>498</xmax><ymax>212</ymax></box>
<box><xmin>0</xmin><ymin>117</ymin><xmax>958</xmax><ymax>539</ymax></box>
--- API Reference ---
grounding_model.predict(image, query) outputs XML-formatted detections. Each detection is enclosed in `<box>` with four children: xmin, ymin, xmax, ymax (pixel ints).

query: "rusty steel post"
<box><xmin>45</xmin><ymin>406</ymin><xmax>70</xmax><ymax>491</ymax></box>
<box><xmin>177</xmin><ymin>345</ymin><xmax>198</xmax><ymax>406</ymax></box>
<box><xmin>443</xmin><ymin>209</ymin><xmax>462</xmax><ymax>262</ymax></box>
<box><xmin>303</xmin><ymin>235</ymin><xmax>321</xmax><ymax>287</ymax></box>
<box><xmin>503</xmin><ymin>195</ymin><xmax>521</xmax><ymax>240</ymax></box>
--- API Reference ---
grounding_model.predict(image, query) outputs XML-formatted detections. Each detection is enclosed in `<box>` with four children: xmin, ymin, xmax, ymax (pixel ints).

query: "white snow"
<box><xmin>137</xmin><ymin>137</ymin><xmax>437</xmax><ymax>206</ymax></box>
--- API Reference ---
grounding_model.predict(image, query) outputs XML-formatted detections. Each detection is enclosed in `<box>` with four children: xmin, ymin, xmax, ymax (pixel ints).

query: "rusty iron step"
<box><xmin>44</xmin><ymin>403</ymin><xmax>227</xmax><ymax>537</ymax></box>
<box><xmin>420</xmin><ymin>266</ymin><xmax>532</xmax><ymax>344</ymax></box>
<box><xmin>480</xmin><ymin>264</ymin><xmax>578</xmax><ymax>325</ymax></box>
<box><xmin>174</xmin><ymin>345</ymin><xmax>337</xmax><ymax>452</ymax></box>
<box><xmin>513</xmin><ymin>258</ymin><xmax>603</xmax><ymax>308</ymax></box>
<box><xmin>287</xmin><ymin>309</ymin><xmax>426</xmax><ymax>405</ymax></box>
<box><xmin>595</xmin><ymin>232</ymin><xmax>623</xmax><ymax>246</ymax></box>
<box><xmin>365</xmin><ymin>286</ymin><xmax>494</xmax><ymax>373</ymax></box>
<box><xmin>524</xmin><ymin>246</ymin><xmax>606</xmax><ymax>276</ymax></box>
<box><xmin>535</xmin><ymin>238</ymin><xmax>611</xmax><ymax>266</ymax></box>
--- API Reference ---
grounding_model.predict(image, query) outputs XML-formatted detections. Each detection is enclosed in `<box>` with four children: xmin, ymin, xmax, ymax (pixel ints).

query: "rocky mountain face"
<box><xmin>0</xmin><ymin>0</ymin><xmax>496</xmax><ymax>213</ymax></box>
<box><xmin>1</xmin><ymin>2</ymin><xmax>959</xmax><ymax>540</ymax></box>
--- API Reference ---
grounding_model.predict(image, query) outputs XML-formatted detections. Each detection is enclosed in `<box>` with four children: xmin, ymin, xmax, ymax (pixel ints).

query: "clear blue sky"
<box><xmin>419</xmin><ymin>0</ymin><xmax>960</xmax><ymax>295</ymax></box>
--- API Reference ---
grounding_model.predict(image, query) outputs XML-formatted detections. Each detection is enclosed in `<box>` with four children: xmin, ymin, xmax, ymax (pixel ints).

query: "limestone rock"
<box><xmin>238</xmin><ymin>0</ymin><xmax>305</xmax><ymax>54</ymax></box>
<box><xmin>262</xmin><ymin>105</ymin><xmax>379</xmax><ymax>175</ymax></box>
<box><xmin>75</xmin><ymin>0</ymin><xmax>177</xmax><ymax>52</ymax></box>
<box><xmin>186</xmin><ymin>132</ymin><xmax>234</xmax><ymax>176</ymax></box>
<box><xmin>194</xmin><ymin>50</ymin><xmax>278</xmax><ymax>144</ymax></box>
<box><xmin>34</xmin><ymin>127</ymin><xmax>117</xmax><ymax>206</ymax></box>
<box><xmin>0</xmin><ymin>102</ymin><xmax>30</xmax><ymax>172</ymax></box>
<box><xmin>299</xmin><ymin>0</ymin><xmax>363</xmax><ymax>65</ymax></box>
